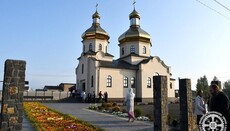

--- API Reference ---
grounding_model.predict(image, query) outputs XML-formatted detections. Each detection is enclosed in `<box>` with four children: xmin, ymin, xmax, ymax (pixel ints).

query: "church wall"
<box><xmin>83</xmin><ymin>39</ymin><xmax>95</xmax><ymax>52</ymax></box>
<box><xmin>98</xmin><ymin>67</ymin><xmax>136</xmax><ymax>99</ymax></box>
<box><xmin>138</xmin><ymin>41</ymin><xmax>151</xmax><ymax>57</ymax></box>
<box><xmin>140</xmin><ymin>58</ymin><xmax>172</xmax><ymax>98</ymax></box>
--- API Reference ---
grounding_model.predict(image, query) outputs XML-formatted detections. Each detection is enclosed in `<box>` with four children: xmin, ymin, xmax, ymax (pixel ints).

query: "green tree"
<box><xmin>196</xmin><ymin>75</ymin><xmax>210</xmax><ymax>99</ymax></box>
<box><xmin>223</xmin><ymin>80</ymin><xmax>230</xmax><ymax>98</ymax></box>
<box><xmin>212</xmin><ymin>76</ymin><xmax>219</xmax><ymax>81</ymax></box>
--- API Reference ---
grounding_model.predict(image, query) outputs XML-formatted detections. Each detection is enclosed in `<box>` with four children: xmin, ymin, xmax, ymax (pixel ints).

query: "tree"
<box><xmin>212</xmin><ymin>76</ymin><xmax>219</xmax><ymax>81</ymax></box>
<box><xmin>223</xmin><ymin>80</ymin><xmax>230</xmax><ymax>98</ymax></box>
<box><xmin>196</xmin><ymin>75</ymin><xmax>210</xmax><ymax>99</ymax></box>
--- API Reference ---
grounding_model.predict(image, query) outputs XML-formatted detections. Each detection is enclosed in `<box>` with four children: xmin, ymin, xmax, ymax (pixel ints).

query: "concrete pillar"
<box><xmin>0</xmin><ymin>59</ymin><xmax>26</xmax><ymax>131</ymax></box>
<box><xmin>179</xmin><ymin>79</ymin><xmax>194</xmax><ymax>131</ymax></box>
<box><xmin>153</xmin><ymin>75</ymin><xmax>168</xmax><ymax>131</ymax></box>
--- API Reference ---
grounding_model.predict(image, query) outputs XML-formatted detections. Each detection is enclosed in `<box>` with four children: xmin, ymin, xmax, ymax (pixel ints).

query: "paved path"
<box><xmin>44</xmin><ymin>103</ymin><xmax>154</xmax><ymax>131</ymax></box>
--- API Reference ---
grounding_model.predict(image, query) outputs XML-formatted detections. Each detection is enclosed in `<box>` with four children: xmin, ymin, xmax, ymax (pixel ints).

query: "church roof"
<box><xmin>99</xmin><ymin>60</ymin><xmax>138</xmax><ymax>70</ymax></box>
<box><xmin>81</xmin><ymin>25</ymin><xmax>109</xmax><ymax>40</ymax></box>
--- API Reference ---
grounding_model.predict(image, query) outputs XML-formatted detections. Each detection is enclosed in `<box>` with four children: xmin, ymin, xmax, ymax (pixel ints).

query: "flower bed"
<box><xmin>23</xmin><ymin>102</ymin><xmax>104</xmax><ymax>131</ymax></box>
<box><xmin>88</xmin><ymin>103</ymin><xmax>150</xmax><ymax>121</ymax></box>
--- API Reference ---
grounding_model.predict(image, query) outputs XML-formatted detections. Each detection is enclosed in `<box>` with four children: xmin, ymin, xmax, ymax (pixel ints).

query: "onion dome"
<box><xmin>118</xmin><ymin>9</ymin><xmax>150</xmax><ymax>43</ymax></box>
<box><xmin>82</xmin><ymin>11</ymin><xmax>109</xmax><ymax>40</ymax></box>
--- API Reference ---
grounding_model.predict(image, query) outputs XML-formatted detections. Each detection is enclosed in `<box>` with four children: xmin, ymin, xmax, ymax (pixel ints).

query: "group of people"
<box><xmin>195</xmin><ymin>84</ymin><xmax>230</xmax><ymax>130</ymax></box>
<box><xmin>80</xmin><ymin>91</ymin><xmax>108</xmax><ymax>103</ymax></box>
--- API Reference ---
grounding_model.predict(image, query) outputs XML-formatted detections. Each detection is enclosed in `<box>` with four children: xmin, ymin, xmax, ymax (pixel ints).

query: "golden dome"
<box><xmin>92</xmin><ymin>11</ymin><xmax>100</xmax><ymax>19</ymax></box>
<box><xmin>82</xmin><ymin>11</ymin><xmax>109</xmax><ymax>40</ymax></box>
<box><xmin>118</xmin><ymin>27</ymin><xmax>150</xmax><ymax>43</ymax></box>
<box><xmin>129</xmin><ymin>9</ymin><xmax>140</xmax><ymax>20</ymax></box>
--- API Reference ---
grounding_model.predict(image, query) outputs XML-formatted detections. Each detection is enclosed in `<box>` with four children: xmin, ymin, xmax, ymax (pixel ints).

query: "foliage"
<box><xmin>112</xmin><ymin>102</ymin><xmax>117</xmax><ymax>107</ymax></box>
<box><xmin>101</xmin><ymin>103</ymin><xmax>107</xmax><ymax>108</ymax></box>
<box><xmin>88</xmin><ymin>104</ymin><xmax>98</xmax><ymax>110</ymax></box>
<box><xmin>212</xmin><ymin>76</ymin><xmax>219</xmax><ymax>81</ymax></box>
<box><xmin>106</xmin><ymin>103</ymin><xmax>112</xmax><ymax>107</ymax></box>
<box><xmin>112</xmin><ymin>106</ymin><xmax>120</xmax><ymax>112</ymax></box>
<box><xmin>23</xmin><ymin>102</ymin><xmax>104</xmax><ymax>131</ymax></box>
<box><xmin>122</xmin><ymin>108</ymin><xmax>127</xmax><ymax>113</ymax></box>
<box><xmin>134</xmin><ymin>108</ymin><xmax>142</xmax><ymax>117</ymax></box>
<box><xmin>196</xmin><ymin>75</ymin><xmax>210</xmax><ymax>99</ymax></box>
<box><xmin>223</xmin><ymin>80</ymin><xmax>230</xmax><ymax>98</ymax></box>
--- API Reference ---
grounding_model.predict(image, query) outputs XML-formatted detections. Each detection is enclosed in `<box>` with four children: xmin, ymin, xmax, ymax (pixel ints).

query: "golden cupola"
<box><xmin>81</xmin><ymin>11</ymin><xmax>110</xmax><ymax>40</ymax></box>
<box><xmin>118</xmin><ymin>9</ymin><xmax>151</xmax><ymax>44</ymax></box>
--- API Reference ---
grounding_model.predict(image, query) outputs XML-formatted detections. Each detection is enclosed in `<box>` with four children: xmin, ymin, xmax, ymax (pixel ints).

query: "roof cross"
<box><xmin>133</xmin><ymin>0</ymin><xmax>136</xmax><ymax>9</ymax></box>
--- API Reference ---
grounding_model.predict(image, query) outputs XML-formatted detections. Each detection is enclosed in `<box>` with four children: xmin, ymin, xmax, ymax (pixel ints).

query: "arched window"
<box><xmin>91</xmin><ymin>76</ymin><xmax>94</xmax><ymax>87</ymax></box>
<box><xmin>89</xmin><ymin>43</ymin><xmax>92</xmax><ymax>51</ymax></box>
<box><xmin>170</xmin><ymin>82</ymin><xmax>172</xmax><ymax>89</ymax></box>
<box><xmin>147</xmin><ymin>77</ymin><xmax>151</xmax><ymax>88</ymax></box>
<box><xmin>83</xmin><ymin>45</ymin><xmax>85</xmax><ymax>52</ymax></box>
<box><xmin>130</xmin><ymin>45</ymin><xmax>135</xmax><ymax>53</ymax></box>
<box><xmin>99</xmin><ymin>44</ymin><xmax>102</xmax><ymax>51</ymax></box>
<box><xmin>122</xmin><ymin>48</ymin><xmax>124</xmax><ymax>55</ymax></box>
<box><xmin>124</xmin><ymin>76</ymin><xmax>128</xmax><ymax>88</ymax></box>
<box><xmin>143</xmin><ymin>46</ymin><xmax>146</xmax><ymax>54</ymax></box>
<box><xmin>106</xmin><ymin>75</ymin><xmax>112</xmax><ymax>87</ymax></box>
<box><xmin>131</xmin><ymin>77</ymin><xmax>135</xmax><ymax>88</ymax></box>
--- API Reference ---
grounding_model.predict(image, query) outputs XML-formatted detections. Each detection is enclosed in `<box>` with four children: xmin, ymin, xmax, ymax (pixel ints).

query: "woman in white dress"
<box><xmin>125</xmin><ymin>88</ymin><xmax>135</xmax><ymax>122</ymax></box>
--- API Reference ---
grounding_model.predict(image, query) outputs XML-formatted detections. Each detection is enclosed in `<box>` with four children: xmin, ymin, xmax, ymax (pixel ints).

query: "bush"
<box><xmin>101</xmin><ymin>103</ymin><xmax>107</xmax><ymax>108</ymax></box>
<box><xmin>112</xmin><ymin>103</ymin><xmax>117</xmax><ymax>107</ymax></box>
<box><xmin>112</xmin><ymin>106</ymin><xmax>120</xmax><ymax>112</ymax></box>
<box><xmin>134</xmin><ymin>108</ymin><xmax>142</xmax><ymax>117</ymax></box>
<box><xmin>106</xmin><ymin>103</ymin><xmax>112</xmax><ymax>107</ymax></box>
<box><xmin>98</xmin><ymin>106</ymin><xmax>103</xmax><ymax>111</ymax></box>
<box><xmin>122</xmin><ymin>109</ymin><xmax>126</xmax><ymax>113</ymax></box>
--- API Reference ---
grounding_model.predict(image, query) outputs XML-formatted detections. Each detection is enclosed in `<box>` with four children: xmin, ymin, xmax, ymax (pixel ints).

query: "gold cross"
<box><xmin>96</xmin><ymin>3</ymin><xmax>98</xmax><ymax>11</ymax></box>
<box><xmin>133</xmin><ymin>0</ymin><xmax>136</xmax><ymax>9</ymax></box>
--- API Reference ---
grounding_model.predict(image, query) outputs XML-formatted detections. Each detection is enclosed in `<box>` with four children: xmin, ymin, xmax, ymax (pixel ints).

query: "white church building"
<box><xmin>76</xmin><ymin>7</ymin><xmax>175</xmax><ymax>102</ymax></box>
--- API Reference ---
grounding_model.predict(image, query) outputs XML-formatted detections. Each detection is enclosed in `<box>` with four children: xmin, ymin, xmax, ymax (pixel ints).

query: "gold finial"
<box><xmin>96</xmin><ymin>3</ymin><xmax>98</xmax><ymax>11</ymax></box>
<box><xmin>133</xmin><ymin>0</ymin><xmax>136</xmax><ymax>9</ymax></box>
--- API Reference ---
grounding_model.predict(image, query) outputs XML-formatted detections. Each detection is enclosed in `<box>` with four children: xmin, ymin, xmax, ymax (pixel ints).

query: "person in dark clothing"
<box><xmin>104</xmin><ymin>91</ymin><xmax>108</xmax><ymax>103</ymax></box>
<box><xmin>92</xmin><ymin>91</ymin><xmax>96</xmax><ymax>103</ymax></box>
<box><xmin>87</xmin><ymin>93</ymin><xmax>91</xmax><ymax>103</ymax></box>
<box><xmin>98</xmin><ymin>91</ymin><xmax>103</xmax><ymax>102</ymax></box>
<box><xmin>209</xmin><ymin>84</ymin><xmax>230</xmax><ymax>131</ymax></box>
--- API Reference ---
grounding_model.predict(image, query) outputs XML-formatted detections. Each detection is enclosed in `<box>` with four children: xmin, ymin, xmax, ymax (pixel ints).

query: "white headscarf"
<box><xmin>126</xmin><ymin>88</ymin><xmax>135</xmax><ymax>101</ymax></box>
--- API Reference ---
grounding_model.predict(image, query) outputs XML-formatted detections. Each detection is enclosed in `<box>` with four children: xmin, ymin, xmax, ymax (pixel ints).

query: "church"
<box><xmin>76</xmin><ymin>7</ymin><xmax>175</xmax><ymax>102</ymax></box>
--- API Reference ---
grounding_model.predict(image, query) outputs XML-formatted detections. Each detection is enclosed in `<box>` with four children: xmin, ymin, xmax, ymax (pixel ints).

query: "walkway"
<box><xmin>44</xmin><ymin>103</ymin><xmax>154</xmax><ymax>131</ymax></box>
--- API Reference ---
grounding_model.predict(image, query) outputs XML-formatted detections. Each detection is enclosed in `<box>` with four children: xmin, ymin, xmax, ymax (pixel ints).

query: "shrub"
<box><xmin>101</xmin><ymin>103</ymin><xmax>107</xmax><ymax>108</ymax></box>
<box><xmin>134</xmin><ymin>108</ymin><xmax>142</xmax><ymax>117</ymax></box>
<box><xmin>104</xmin><ymin>106</ymin><xmax>109</xmax><ymax>110</ymax></box>
<box><xmin>146</xmin><ymin>114</ymin><xmax>153</xmax><ymax>121</ymax></box>
<box><xmin>112</xmin><ymin>102</ymin><xmax>117</xmax><ymax>107</ymax></box>
<box><xmin>98</xmin><ymin>106</ymin><xmax>103</xmax><ymax>111</ymax></box>
<box><xmin>106</xmin><ymin>103</ymin><xmax>112</xmax><ymax>107</ymax></box>
<box><xmin>112</xmin><ymin>106</ymin><xmax>120</xmax><ymax>112</ymax></box>
<box><xmin>122</xmin><ymin>108</ymin><xmax>126</xmax><ymax>113</ymax></box>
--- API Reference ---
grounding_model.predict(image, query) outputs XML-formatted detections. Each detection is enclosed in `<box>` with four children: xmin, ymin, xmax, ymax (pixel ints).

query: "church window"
<box><xmin>130</xmin><ymin>45</ymin><xmax>135</xmax><ymax>53</ymax></box>
<box><xmin>99</xmin><ymin>44</ymin><xmax>102</xmax><ymax>51</ymax></box>
<box><xmin>106</xmin><ymin>46</ymin><xmax>107</xmax><ymax>53</ymax></box>
<box><xmin>122</xmin><ymin>48</ymin><xmax>124</xmax><ymax>55</ymax></box>
<box><xmin>147</xmin><ymin>77</ymin><xmax>151</xmax><ymax>88</ymax></box>
<box><xmin>89</xmin><ymin>43</ymin><xmax>92</xmax><ymax>51</ymax></box>
<box><xmin>91</xmin><ymin>76</ymin><xmax>94</xmax><ymax>87</ymax></box>
<box><xmin>107</xmin><ymin>75</ymin><xmax>112</xmax><ymax>87</ymax></box>
<box><xmin>131</xmin><ymin>77</ymin><xmax>135</xmax><ymax>88</ymax></box>
<box><xmin>124</xmin><ymin>76</ymin><xmax>128</xmax><ymax>88</ymax></box>
<box><xmin>82</xmin><ymin>64</ymin><xmax>84</xmax><ymax>74</ymax></box>
<box><xmin>83</xmin><ymin>45</ymin><xmax>85</xmax><ymax>52</ymax></box>
<box><xmin>170</xmin><ymin>82</ymin><xmax>172</xmax><ymax>89</ymax></box>
<box><xmin>143</xmin><ymin>46</ymin><xmax>146</xmax><ymax>54</ymax></box>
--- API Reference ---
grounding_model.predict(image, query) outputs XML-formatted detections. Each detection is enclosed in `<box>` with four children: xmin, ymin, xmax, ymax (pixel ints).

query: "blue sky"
<box><xmin>1</xmin><ymin>0</ymin><xmax>230</xmax><ymax>90</ymax></box>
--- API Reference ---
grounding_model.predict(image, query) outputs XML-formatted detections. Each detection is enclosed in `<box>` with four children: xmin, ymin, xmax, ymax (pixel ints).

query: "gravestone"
<box><xmin>179</xmin><ymin>78</ymin><xmax>195</xmax><ymax>131</ymax></box>
<box><xmin>0</xmin><ymin>59</ymin><xmax>26</xmax><ymax>130</ymax></box>
<box><xmin>153</xmin><ymin>75</ymin><xmax>168</xmax><ymax>131</ymax></box>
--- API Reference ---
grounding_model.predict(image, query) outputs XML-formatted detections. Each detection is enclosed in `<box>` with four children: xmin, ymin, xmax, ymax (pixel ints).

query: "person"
<box><xmin>98</xmin><ymin>91</ymin><xmax>103</xmax><ymax>102</ymax></box>
<box><xmin>209</xmin><ymin>84</ymin><xmax>230</xmax><ymax>130</ymax></box>
<box><xmin>195</xmin><ymin>90</ymin><xmax>206</xmax><ymax>125</ymax></box>
<box><xmin>81</xmin><ymin>91</ymin><xmax>86</xmax><ymax>103</ymax></box>
<box><xmin>92</xmin><ymin>91</ymin><xmax>96</xmax><ymax>103</ymax></box>
<box><xmin>72</xmin><ymin>89</ymin><xmax>76</xmax><ymax>98</ymax></box>
<box><xmin>104</xmin><ymin>91</ymin><xmax>108</xmax><ymax>103</ymax></box>
<box><xmin>87</xmin><ymin>92</ymin><xmax>91</xmax><ymax>103</ymax></box>
<box><xmin>125</xmin><ymin>88</ymin><xmax>135</xmax><ymax>122</ymax></box>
